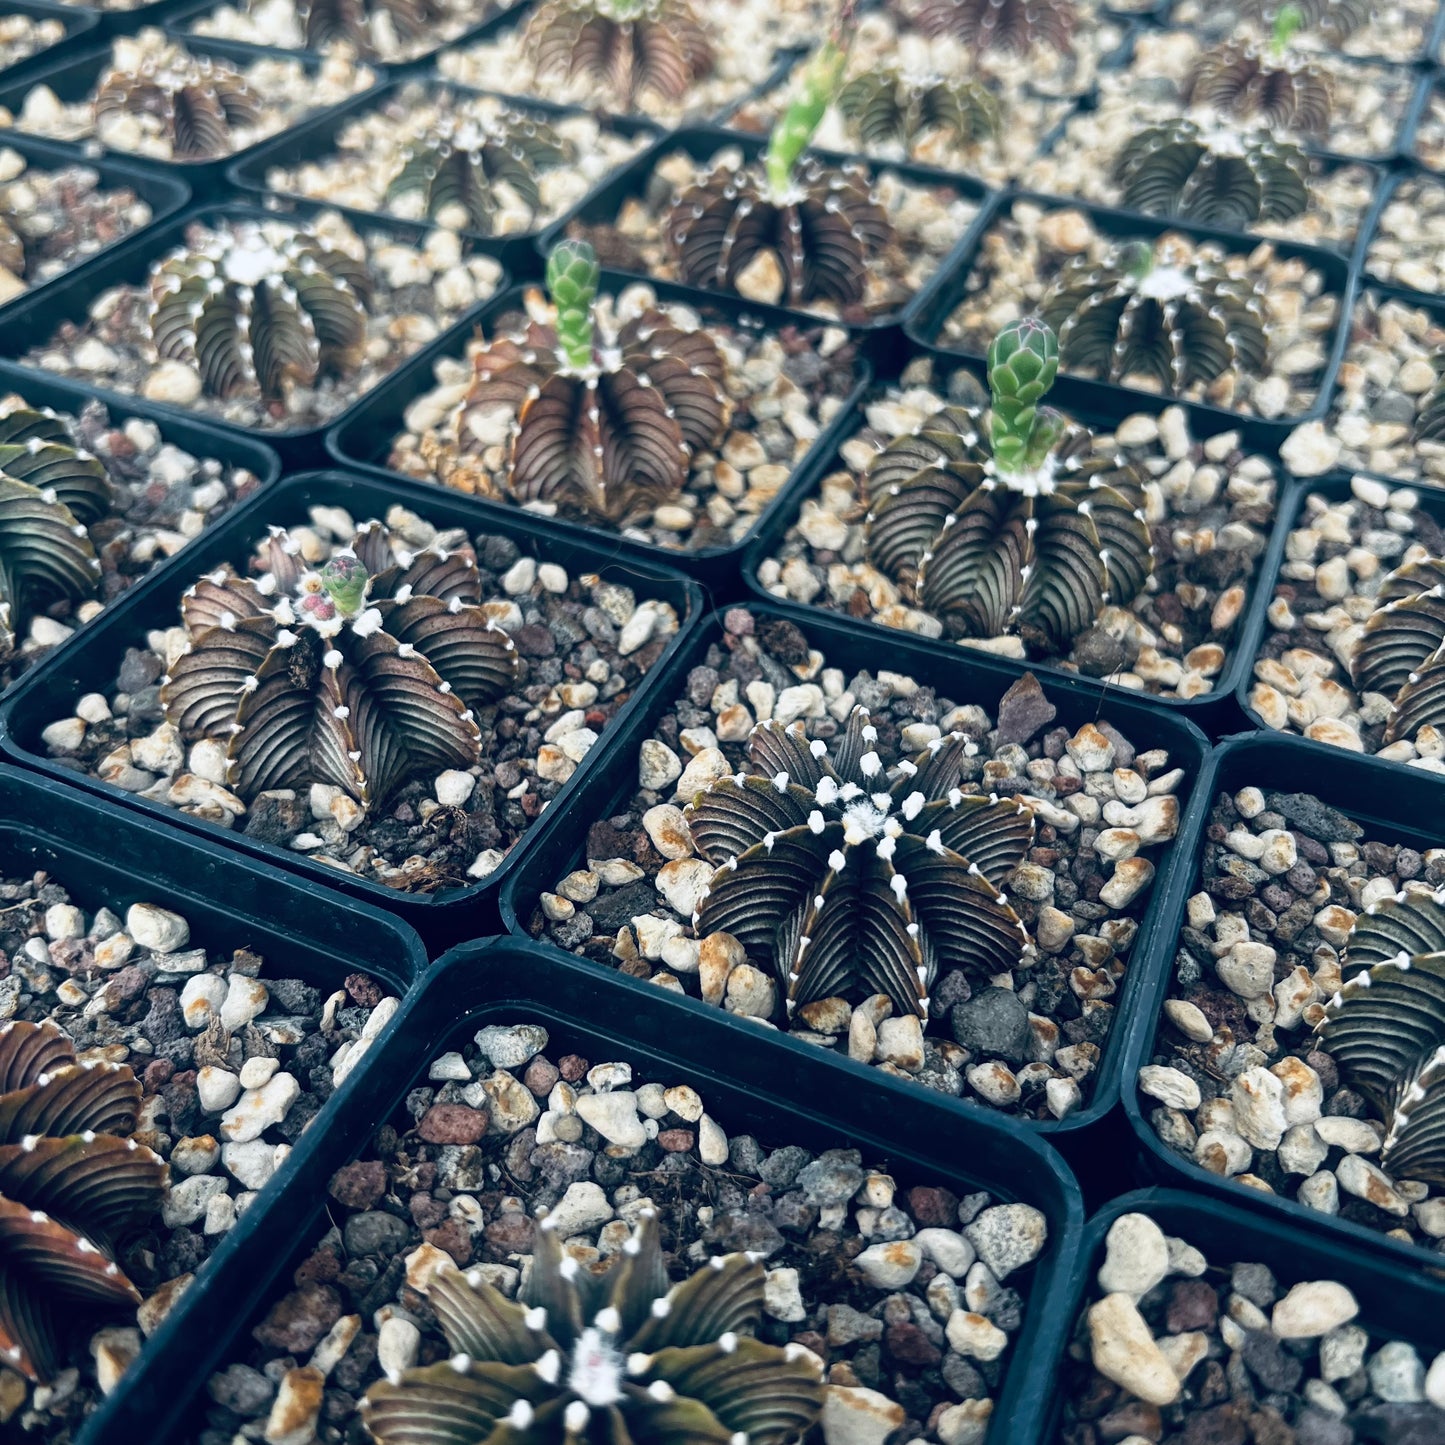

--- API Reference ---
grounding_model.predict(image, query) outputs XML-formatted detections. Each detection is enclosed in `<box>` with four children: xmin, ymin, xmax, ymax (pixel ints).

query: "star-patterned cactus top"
<box><xmin>684</xmin><ymin>704</ymin><xmax>1035</xmax><ymax>1021</ymax></box>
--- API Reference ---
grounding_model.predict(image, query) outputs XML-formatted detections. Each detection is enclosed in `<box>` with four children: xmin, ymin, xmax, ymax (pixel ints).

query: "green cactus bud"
<box><xmin>986</xmin><ymin>317</ymin><xmax>1062</xmax><ymax>475</ymax></box>
<box><xmin>1272</xmin><ymin>3</ymin><xmax>1304</xmax><ymax>54</ymax></box>
<box><xmin>547</xmin><ymin>238</ymin><xmax>600</xmax><ymax>371</ymax></box>
<box><xmin>321</xmin><ymin>553</ymin><xmax>369</xmax><ymax>615</ymax></box>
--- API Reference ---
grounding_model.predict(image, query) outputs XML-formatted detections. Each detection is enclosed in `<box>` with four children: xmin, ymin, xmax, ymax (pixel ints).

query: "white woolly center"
<box><xmin>1201</xmin><ymin>127</ymin><xmax>1246</xmax><ymax>158</ymax></box>
<box><xmin>568</xmin><ymin>1327</ymin><xmax>625</xmax><ymax>1407</ymax></box>
<box><xmin>993</xmin><ymin>452</ymin><xmax>1059</xmax><ymax>499</ymax></box>
<box><xmin>842</xmin><ymin>797</ymin><xmax>892</xmax><ymax>845</ymax></box>
<box><xmin>223</xmin><ymin>238</ymin><xmax>287</xmax><ymax>287</ymax></box>
<box><xmin>1135</xmin><ymin>265</ymin><xmax>1193</xmax><ymax>302</ymax></box>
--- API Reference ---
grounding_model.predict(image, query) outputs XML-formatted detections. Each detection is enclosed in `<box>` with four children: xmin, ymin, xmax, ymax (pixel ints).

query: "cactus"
<box><xmin>93</xmin><ymin>52</ymin><xmax>262</xmax><ymax>159</ymax></box>
<box><xmin>1186</xmin><ymin>32</ymin><xmax>1332</xmax><ymax>134</ymax></box>
<box><xmin>895</xmin><ymin>0</ymin><xmax>1075</xmax><ymax>57</ymax></box>
<box><xmin>295</xmin><ymin>0</ymin><xmax>442</xmax><ymax>58</ymax></box>
<box><xmin>836</xmin><ymin>67</ymin><xmax>1001</xmax><ymax>155</ymax></box>
<box><xmin>1351</xmin><ymin>556</ymin><xmax>1445</xmax><ymax>745</ymax></box>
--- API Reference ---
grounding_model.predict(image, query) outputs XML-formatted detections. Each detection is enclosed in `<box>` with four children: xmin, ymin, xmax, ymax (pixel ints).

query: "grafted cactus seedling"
<box><xmin>666</xmin><ymin>8</ymin><xmax>894</xmax><ymax>309</ymax></box>
<box><xmin>863</xmin><ymin>319</ymin><xmax>1152</xmax><ymax>654</ymax></box>
<box><xmin>836</xmin><ymin>66</ymin><xmax>1000</xmax><ymax>155</ymax></box>
<box><xmin>1319</xmin><ymin>888</ymin><xmax>1445</xmax><ymax>1183</ymax></box>
<box><xmin>1350</xmin><ymin>556</ymin><xmax>1445</xmax><ymax>744</ymax></box>
<box><xmin>1112</xmin><ymin>118</ymin><xmax>1310</xmax><ymax>229</ymax></box>
<box><xmin>457</xmin><ymin>239</ymin><xmax>730</xmax><ymax>525</ymax></box>
<box><xmin>1187</xmin><ymin>7</ymin><xmax>1332</xmax><ymax>134</ymax></box>
<box><xmin>892</xmin><ymin>0</ymin><xmax>1075</xmax><ymax>57</ymax></box>
<box><xmin>362</xmin><ymin>1207</ymin><xmax>824</xmax><ymax>1445</ymax></box>
<box><xmin>524</xmin><ymin>0</ymin><xmax>715</xmax><ymax>111</ymax></box>
<box><xmin>160</xmin><ymin>520</ymin><xmax>519</xmax><ymax>811</ymax></box>
<box><xmin>147</xmin><ymin>222</ymin><xmax>373</xmax><ymax>401</ymax></box>
<box><xmin>93</xmin><ymin>52</ymin><xmax>262</xmax><ymax>159</ymax></box>
<box><xmin>385</xmin><ymin>109</ymin><xmax>571</xmax><ymax>234</ymax></box>
<box><xmin>1039</xmin><ymin>234</ymin><xmax>1268</xmax><ymax>394</ymax></box>
<box><xmin>296</xmin><ymin>0</ymin><xmax>442</xmax><ymax>58</ymax></box>
<box><xmin>684</xmin><ymin>704</ymin><xmax>1035</xmax><ymax>1021</ymax></box>
<box><xmin>0</xmin><ymin>407</ymin><xmax>109</xmax><ymax>659</ymax></box>
<box><xmin>1238</xmin><ymin>0</ymin><xmax>1369</xmax><ymax>50</ymax></box>
<box><xmin>0</xmin><ymin>1019</ymin><xmax>167</xmax><ymax>1381</ymax></box>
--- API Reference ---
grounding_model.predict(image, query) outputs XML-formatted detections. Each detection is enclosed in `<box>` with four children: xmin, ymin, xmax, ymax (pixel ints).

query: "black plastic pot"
<box><xmin>0</xmin><ymin>0</ymin><xmax>99</xmax><ymax>84</ymax></box>
<box><xmin>908</xmin><ymin>189</ymin><xmax>1356</xmax><ymax>450</ymax></box>
<box><xmin>740</xmin><ymin>338</ymin><xmax>1286</xmax><ymax>731</ymax></box>
<box><xmin>1232</xmin><ymin>467</ymin><xmax>1445</xmax><ymax>764</ymax></box>
<box><xmin>325</xmin><ymin>274</ymin><xmax>874</xmax><ymax>591</ymax></box>
<box><xmin>227</xmin><ymin>74</ymin><xmax>659</xmax><ymax>275</ymax></box>
<box><xmin>1122</xmin><ymin>730</ymin><xmax>1445</xmax><ymax>1274</ymax></box>
<box><xmin>533</xmin><ymin>123</ymin><xmax>997</xmax><ymax>341</ymax></box>
<box><xmin>0</xmin><ymin>128</ymin><xmax>191</xmax><ymax>319</ymax></box>
<box><xmin>85</xmin><ymin>935</ymin><xmax>1086</xmax><ymax>1445</ymax></box>
<box><xmin>0</xmin><ymin>33</ymin><xmax>388</xmax><ymax>201</ymax></box>
<box><xmin>0</xmin><ymin>468</ymin><xmax>703</xmax><ymax>953</ymax></box>
<box><xmin>499</xmin><ymin>599</ymin><xmax>1211</xmax><ymax>1167</ymax></box>
<box><xmin>1039</xmin><ymin>1183</ymin><xmax>1445</xmax><ymax>1443</ymax></box>
<box><xmin>0</xmin><ymin>196</ymin><xmax>510</xmax><ymax>469</ymax></box>
<box><xmin>164</xmin><ymin>0</ymin><xmax>526</xmax><ymax>73</ymax></box>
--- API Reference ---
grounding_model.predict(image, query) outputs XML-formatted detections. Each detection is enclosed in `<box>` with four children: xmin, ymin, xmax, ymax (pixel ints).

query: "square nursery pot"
<box><xmin>82</xmin><ymin>936</ymin><xmax>1087</xmax><ymax>1445</ymax></box>
<box><xmin>0</xmin><ymin>129</ymin><xmax>191</xmax><ymax>318</ymax></box>
<box><xmin>163</xmin><ymin>0</ymin><xmax>522</xmax><ymax>71</ymax></box>
<box><xmin>533</xmin><ymin>123</ymin><xmax>995</xmax><ymax>340</ymax></box>
<box><xmin>0</xmin><ymin>358</ymin><xmax>281</xmax><ymax>696</ymax></box>
<box><xmin>1041</xmin><ymin>1184</ymin><xmax>1445</xmax><ymax>1440</ymax></box>
<box><xmin>325</xmin><ymin>274</ymin><xmax>874</xmax><ymax>591</ymax></box>
<box><xmin>907</xmin><ymin>191</ymin><xmax>1355</xmax><ymax>450</ymax></box>
<box><xmin>0</xmin><ymin>0</ymin><xmax>101</xmax><ymax>85</ymax></box>
<box><xmin>0</xmin><ymin>468</ymin><xmax>704</xmax><ymax>953</ymax></box>
<box><xmin>0</xmin><ymin>33</ymin><xmax>386</xmax><ymax>200</ymax></box>
<box><xmin>225</xmin><ymin>75</ymin><xmax>660</xmax><ymax>275</ymax></box>
<box><xmin>1122</xmin><ymin>730</ymin><xmax>1445</xmax><ymax>1276</ymax></box>
<box><xmin>742</xmin><ymin>339</ymin><xmax>1290</xmax><ymax>733</ymax></box>
<box><xmin>0</xmin><ymin>196</ymin><xmax>511</xmax><ymax>470</ymax></box>
<box><xmin>498</xmin><ymin>599</ymin><xmax>1212</xmax><ymax>1163</ymax></box>
<box><xmin>0</xmin><ymin>760</ymin><xmax>428</xmax><ymax>1442</ymax></box>
<box><xmin>1232</xmin><ymin>467</ymin><xmax>1445</xmax><ymax>765</ymax></box>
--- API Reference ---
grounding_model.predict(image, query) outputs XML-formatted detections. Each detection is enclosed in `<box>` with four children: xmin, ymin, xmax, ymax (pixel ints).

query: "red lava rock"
<box><xmin>294</xmin><ymin>1241</ymin><xmax>343</xmax><ymax>1285</ymax></box>
<box><xmin>142</xmin><ymin>1058</ymin><xmax>174</xmax><ymax>1091</ymax></box>
<box><xmin>905</xmin><ymin>1185</ymin><xmax>960</xmax><ymax>1227</ymax></box>
<box><xmin>251</xmin><ymin>1283</ymin><xmax>343</xmax><ymax>1353</ymax></box>
<box><xmin>657</xmin><ymin>1129</ymin><xmax>695</xmax><ymax>1153</ymax></box>
<box><xmin>558</xmin><ymin>1054</ymin><xmax>589</xmax><ymax>1083</ymax></box>
<box><xmin>424</xmin><ymin>1219</ymin><xmax>473</xmax><ymax>1266</ymax></box>
<box><xmin>328</xmin><ymin>1160</ymin><xmax>388</xmax><ymax>1211</ymax></box>
<box><xmin>484</xmin><ymin>1211</ymin><xmax>535</xmax><ymax>1256</ymax></box>
<box><xmin>523</xmin><ymin>1056</ymin><xmax>560</xmax><ymax>1097</ymax></box>
<box><xmin>417</xmin><ymin>1104</ymin><xmax>489</xmax><ymax>1145</ymax></box>
<box><xmin>885</xmin><ymin>1321</ymin><xmax>942</xmax><ymax>1368</ymax></box>
<box><xmin>1165</xmin><ymin>1278</ymin><xmax>1219</xmax><ymax>1334</ymax></box>
<box><xmin>344</xmin><ymin>972</ymin><xmax>384</xmax><ymax>1007</ymax></box>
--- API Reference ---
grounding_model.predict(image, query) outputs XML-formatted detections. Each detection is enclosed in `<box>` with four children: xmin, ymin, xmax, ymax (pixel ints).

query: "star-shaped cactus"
<box><xmin>147</xmin><ymin>222</ymin><xmax>373</xmax><ymax>401</ymax></box>
<box><xmin>1187</xmin><ymin>11</ymin><xmax>1331</xmax><ymax>135</ymax></box>
<box><xmin>1239</xmin><ymin>0</ymin><xmax>1368</xmax><ymax>50</ymax></box>
<box><xmin>385</xmin><ymin>108</ymin><xmax>571</xmax><ymax>234</ymax></box>
<box><xmin>160</xmin><ymin>520</ymin><xmax>519</xmax><ymax>812</ymax></box>
<box><xmin>361</xmin><ymin>1207</ymin><xmax>824</xmax><ymax>1445</ymax></box>
<box><xmin>893</xmin><ymin>0</ymin><xmax>1075</xmax><ymax>56</ymax></box>
<box><xmin>93</xmin><ymin>52</ymin><xmax>263</xmax><ymax>159</ymax></box>
<box><xmin>296</xmin><ymin>0</ymin><xmax>442</xmax><ymax>58</ymax></box>
<box><xmin>0</xmin><ymin>1019</ymin><xmax>167</xmax><ymax>1382</ymax></box>
<box><xmin>457</xmin><ymin>239</ymin><xmax>730</xmax><ymax>525</ymax></box>
<box><xmin>665</xmin><ymin>15</ymin><xmax>893</xmax><ymax>310</ymax></box>
<box><xmin>1319</xmin><ymin>888</ymin><xmax>1445</xmax><ymax>1184</ymax></box>
<box><xmin>684</xmin><ymin>704</ymin><xmax>1035</xmax><ymax>1021</ymax></box>
<box><xmin>1350</xmin><ymin>556</ymin><xmax>1445</xmax><ymax>745</ymax></box>
<box><xmin>863</xmin><ymin>318</ymin><xmax>1152</xmax><ymax>653</ymax></box>
<box><xmin>836</xmin><ymin>66</ymin><xmax>1000</xmax><ymax>155</ymax></box>
<box><xmin>1039</xmin><ymin>234</ymin><xmax>1268</xmax><ymax>394</ymax></box>
<box><xmin>524</xmin><ymin>0</ymin><xmax>715</xmax><ymax>110</ymax></box>
<box><xmin>0</xmin><ymin>407</ymin><xmax>109</xmax><ymax>659</ymax></box>
<box><xmin>1112</xmin><ymin>118</ymin><xmax>1310</xmax><ymax>229</ymax></box>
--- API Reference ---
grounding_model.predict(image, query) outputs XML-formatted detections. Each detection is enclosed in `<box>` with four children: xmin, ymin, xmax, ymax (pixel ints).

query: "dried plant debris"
<box><xmin>262</xmin><ymin>86</ymin><xmax>648</xmax><ymax>236</ymax></box>
<box><xmin>0</xmin><ymin>148</ymin><xmax>155</xmax><ymax>306</ymax></box>
<box><xmin>0</xmin><ymin>876</ymin><xmax>395</xmax><ymax>1438</ymax></box>
<box><xmin>0</xmin><ymin>396</ymin><xmax>262</xmax><ymax>693</ymax></box>
<box><xmin>1367</xmin><ymin>175</ymin><xmax>1445</xmax><ymax>296</ymax></box>
<box><xmin>38</xmin><ymin>504</ymin><xmax>679</xmax><ymax>893</ymax></box>
<box><xmin>0</xmin><ymin>14</ymin><xmax>67</xmax><ymax>74</ymax></box>
<box><xmin>529</xmin><ymin>612</ymin><xmax>1184</xmax><ymax>1120</ymax></box>
<box><xmin>198</xmin><ymin>1024</ymin><xmax>1047</xmax><ymax>1445</ymax></box>
<box><xmin>1246</xmin><ymin>474</ymin><xmax>1445</xmax><ymax>763</ymax></box>
<box><xmin>565</xmin><ymin>143</ymin><xmax>977</xmax><ymax>324</ymax></box>
<box><xmin>3</xmin><ymin>31</ymin><xmax>374</xmax><ymax>162</ymax></box>
<box><xmin>1060</xmin><ymin>1210</ymin><xmax>1445</xmax><ymax>1433</ymax></box>
<box><xmin>1172</xmin><ymin>0</ymin><xmax>1433</xmax><ymax>64</ymax></box>
<box><xmin>22</xmin><ymin>214</ymin><xmax>501</xmax><ymax>433</ymax></box>
<box><xmin>940</xmin><ymin>202</ymin><xmax>1338</xmax><ymax>419</ymax></box>
<box><xmin>437</xmin><ymin>0</ymin><xmax>839</xmax><ymax>125</ymax></box>
<box><xmin>391</xmin><ymin>280</ymin><xmax>860</xmax><ymax>553</ymax></box>
<box><xmin>1283</xmin><ymin>292</ymin><xmax>1445</xmax><ymax>485</ymax></box>
<box><xmin>191</xmin><ymin>0</ymin><xmax>513</xmax><ymax>63</ymax></box>
<box><xmin>1139</xmin><ymin>781</ymin><xmax>1445</xmax><ymax>1252</ymax></box>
